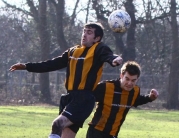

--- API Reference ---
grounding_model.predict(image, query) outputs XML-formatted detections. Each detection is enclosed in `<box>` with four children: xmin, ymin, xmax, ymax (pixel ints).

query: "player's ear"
<box><xmin>95</xmin><ymin>36</ymin><xmax>101</xmax><ymax>42</ymax></box>
<box><xmin>120</xmin><ymin>73</ymin><xmax>123</xmax><ymax>78</ymax></box>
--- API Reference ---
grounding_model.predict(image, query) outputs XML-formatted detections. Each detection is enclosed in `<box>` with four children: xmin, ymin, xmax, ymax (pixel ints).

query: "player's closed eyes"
<box><xmin>83</xmin><ymin>29</ymin><xmax>93</xmax><ymax>35</ymax></box>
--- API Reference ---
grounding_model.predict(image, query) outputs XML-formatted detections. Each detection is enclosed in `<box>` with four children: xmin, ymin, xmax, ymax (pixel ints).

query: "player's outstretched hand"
<box><xmin>9</xmin><ymin>63</ymin><xmax>26</xmax><ymax>71</ymax></box>
<box><xmin>149</xmin><ymin>89</ymin><xmax>159</xmax><ymax>101</ymax></box>
<box><xmin>112</xmin><ymin>56</ymin><xmax>123</xmax><ymax>66</ymax></box>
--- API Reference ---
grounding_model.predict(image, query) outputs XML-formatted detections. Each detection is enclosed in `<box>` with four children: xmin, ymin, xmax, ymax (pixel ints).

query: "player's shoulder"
<box><xmin>97</xmin><ymin>42</ymin><xmax>109</xmax><ymax>47</ymax></box>
<box><xmin>68</xmin><ymin>45</ymin><xmax>81</xmax><ymax>52</ymax></box>
<box><xmin>133</xmin><ymin>85</ymin><xmax>140</xmax><ymax>92</ymax></box>
<box><xmin>98</xmin><ymin>78</ymin><xmax>118</xmax><ymax>85</ymax></box>
<box><xmin>96</xmin><ymin>42</ymin><xmax>112</xmax><ymax>53</ymax></box>
<box><xmin>70</xmin><ymin>45</ymin><xmax>81</xmax><ymax>49</ymax></box>
<box><xmin>134</xmin><ymin>85</ymin><xmax>140</xmax><ymax>89</ymax></box>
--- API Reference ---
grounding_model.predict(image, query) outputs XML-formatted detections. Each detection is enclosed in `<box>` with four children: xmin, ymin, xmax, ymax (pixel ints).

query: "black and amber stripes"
<box><xmin>65</xmin><ymin>42</ymin><xmax>104</xmax><ymax>91</ymax></box>
<box><xmin>90</xmin><ymin>79</ymin><xmax>140</xmax><ymax>136</ymax></box>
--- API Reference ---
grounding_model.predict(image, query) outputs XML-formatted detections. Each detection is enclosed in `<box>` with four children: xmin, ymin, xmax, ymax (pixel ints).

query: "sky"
<box><xmin>0</xmin><ymin>0</ymin><xmax>18</xmax><ymax>6</ymax></box>
<box><xmin>0</xmin><ymin>0</ymin><xmax>89</xmax><ymax>23</ymax></box>
<box><xmin>0</xmin><ymin>0</ymin><xmax>174</xmax><ymax>23</ymax></box>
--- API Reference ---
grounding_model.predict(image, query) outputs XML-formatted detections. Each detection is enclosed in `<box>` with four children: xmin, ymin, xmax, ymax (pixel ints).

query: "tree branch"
<box><xmin>26</xmin><ymin>0</ymin><xmax>38</xmax><ymax>22</ymax></box>
<box><xmin>136</xmin><ymin>12</ymin><xmax>171</xmax><ymax>24</ymax></box>
<box><xmin>48</xmin><ymin>0</ymin><xmax>57</xmax><ymax>7</ymax></box>
<box><xmin>1</xmin><ymin>0</ymin><xmax>32</xmax><ymax>16</ymax></box>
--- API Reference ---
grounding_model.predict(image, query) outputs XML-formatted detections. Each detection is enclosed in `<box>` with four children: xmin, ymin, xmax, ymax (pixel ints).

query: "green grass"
<box><xmin>0</xmin><ymin>106</ymin><xmax>179</xmax><ymax>138</ymax></box>
<box><xmin>118</xmin><ymin>109</ymin><xmax>179</xmax><ymax>138</ymax></box>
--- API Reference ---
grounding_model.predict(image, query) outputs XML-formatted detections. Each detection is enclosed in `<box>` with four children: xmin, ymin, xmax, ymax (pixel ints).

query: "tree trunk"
<box><xmin>38</xmin><ymin>0</ymin><xmax>51</xmax><ymax>103</ymax></box>
<box><xmin>114</xmin><ymin>33</ymin><xmax>125</xmax><ymax>55</ymax></box>
<box><xmin>123</xmin><ymin>0</ymin><xmax>136</xmax><ymax>61</ymax></box>
<box><xmin>56</xmin><ymin>0</ymin><xmax>68</xmax><ymax>52</ymax></box>
<box><xmin>167</xmin><ymin>0</ymin><xmax>179</xmax><ymax>109</ymax></box>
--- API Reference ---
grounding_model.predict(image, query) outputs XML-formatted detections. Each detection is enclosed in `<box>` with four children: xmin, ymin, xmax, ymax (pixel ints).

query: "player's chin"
<box><xmin>124</xmin><ymin>87</ymin><xmax>133</xmax><ymax>91</ymax></box>
<box><xmin>81</xmin><ymin>42</ymin><xmax>87</xmax><ymax>46</ymax></box>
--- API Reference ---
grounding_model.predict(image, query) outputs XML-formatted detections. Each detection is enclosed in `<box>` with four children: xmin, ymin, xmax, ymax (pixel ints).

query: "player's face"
<box><xmin>81</xmin><ymin>27</ymin><xmax>99</xmax><ymax>47</ymax></box>
<box><xmin>120</xmin><ymin>72</ymin><xmax>138</xmax><ymax>91</ymax></box>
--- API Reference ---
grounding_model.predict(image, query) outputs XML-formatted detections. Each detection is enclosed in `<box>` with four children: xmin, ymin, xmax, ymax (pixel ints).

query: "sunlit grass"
<box><xmin>0</xmin><ymin>106</ymin><xmax>178</xmax><ymax>138</ymax></box>
<box><xmin>118</xmin><ymin>109</ymin><xmax>179</xmax><ymax>138</ymax></box>
<box><xmin>0</xmin><ymin>106</ymin><xmax>57</xmax><ymax>138</ymax></box>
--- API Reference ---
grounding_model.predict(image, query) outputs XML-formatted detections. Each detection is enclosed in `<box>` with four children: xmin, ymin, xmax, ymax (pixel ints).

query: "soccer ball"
<box><xmin>108</xmin><ymin>10</ymin><xmax>131</xmax><ymax>33</ymax></box>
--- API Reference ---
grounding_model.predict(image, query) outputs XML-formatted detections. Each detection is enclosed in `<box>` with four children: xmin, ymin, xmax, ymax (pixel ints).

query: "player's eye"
<box><xmin>126</xmin><ymin>78</ymin><xmax>129</xmax><ymax>81</ymax></box>
<box><xmin>87</xmin><ymin>30</ymin><xmax>93</xmax><ymax>34</ymax></box>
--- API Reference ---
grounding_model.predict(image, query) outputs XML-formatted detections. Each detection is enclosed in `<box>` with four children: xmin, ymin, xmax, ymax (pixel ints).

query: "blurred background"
<box><xmin>0</xmin><ymin>0</ymin><xmax>178</xmax><ymax>110</ymax></box>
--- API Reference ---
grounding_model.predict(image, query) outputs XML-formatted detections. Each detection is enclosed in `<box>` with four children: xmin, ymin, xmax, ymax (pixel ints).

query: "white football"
<box><xmin>108</xmin><ymin>10</ymin><xmax>131</xmax><ymax>33</ymax></box>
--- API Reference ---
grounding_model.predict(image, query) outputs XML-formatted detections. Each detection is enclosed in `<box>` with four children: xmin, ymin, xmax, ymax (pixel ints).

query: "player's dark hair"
<box><xmin>121</xmin><ymin>61</ymin><xmax>141</xmax><ymax>78</ymax></box>
<box><xmin>84</xmin><ymin>22</ymin><xmax>104</xmax><ymax>41</ymax></box>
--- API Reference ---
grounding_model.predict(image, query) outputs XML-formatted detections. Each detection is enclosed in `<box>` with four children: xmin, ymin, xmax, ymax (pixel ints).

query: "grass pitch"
<box><xmin>0</xmin><ymin>106</ymin><xmax>178</xmax><ymax>138</ymax></box>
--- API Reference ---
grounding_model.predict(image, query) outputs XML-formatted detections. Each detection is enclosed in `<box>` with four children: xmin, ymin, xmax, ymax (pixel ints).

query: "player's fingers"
<box><xmin>112</xmin><ymin>58</ymin><xmax>123</xmax><ymax>66</ymax></box>
<box><xmin>9</xmin><ymin>64</ymin><xmax>19</xmax><ymax>71</ymax></box>
<box><xmin>112</xmin><ymin>62</ymin><xmax>117</xmax><ymax>66</ymax></box>
<box><xmin>151</xmin><ymin>91</ymin><xmax>159</xmax><ymax>99</ymax></box>
<box><xmin>9</xmin><ymin>67</ymin><xmax>15</xmax><ymax>72</ymax></box>
<box><xmin>112</xmin><ymin>61</ymin><xmax>121</xmax><ymax>66</ymax></box>
<box><xmin>152</xmin><ymin>90</ymin><xmax>159</xmax><ymax>96</ymax></box>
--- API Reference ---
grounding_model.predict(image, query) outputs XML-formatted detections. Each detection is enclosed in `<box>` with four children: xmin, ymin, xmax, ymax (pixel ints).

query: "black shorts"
<box><xmin>59</xmin><ymin>93</ymin><xmax>80</xmax><ymax>133</ymax></box>
<box><xmin>59</xmin><ymin>90</ymin><xmax>95</xmax><ymax>132</ymax></box>
<box><xmin>86</xmin><ymin>126</ymin><xmax>118</xmax><ymax>138</ymax></box>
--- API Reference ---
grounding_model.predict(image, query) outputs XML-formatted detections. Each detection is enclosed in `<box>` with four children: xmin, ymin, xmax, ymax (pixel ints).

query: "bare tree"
<box><xmin>49</xmin><ymin>0</ymin><xmax>68</xmax><ymax>53</ymax></box>
<box><xmin>90</xmin><ymin>0</ymin><xmax>136</xmax><ymax>62</ymax></box>
<box><xmin>2</xmin><ymin>0</ymin><xmax>52</xmax><ymax>103</ymax></box>
<box><xmin>91</xmin><ymin>0</ymin><xmax>122</xmax><ymax>55</ymax></box>
<box><xmin>38</xmin><ymin>0</ymin><xmax>51</xmax><ymax>103</ymax></box>
<box><xmin>167</xmin><ymin>0</ymin><xmax>179</xmax><ymax>109</ymax></box>
<box><xmin>123</xmin><ymin>0</ymin><xmax>136</xmax><ymax>61</ymax></box>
